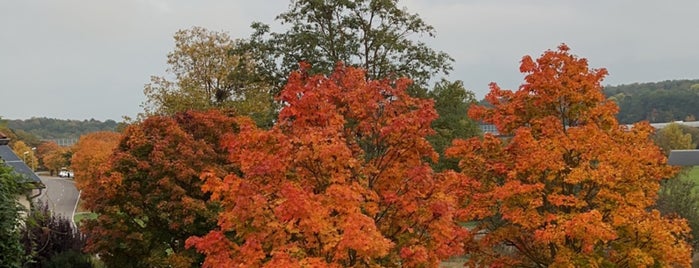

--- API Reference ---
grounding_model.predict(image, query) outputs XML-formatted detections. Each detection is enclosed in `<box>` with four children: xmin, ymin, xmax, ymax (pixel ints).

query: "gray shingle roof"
<box><xmin>0</xmin><ymin>145</ymin><xmax>44</xmax><ymax>187</ymax></box>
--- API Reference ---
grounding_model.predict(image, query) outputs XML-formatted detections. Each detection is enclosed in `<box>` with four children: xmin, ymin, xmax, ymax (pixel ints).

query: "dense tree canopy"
<box><xmin>71</xmin><ymin>131</ymin><xmax>121</xmax><ymax>193</ymax></box>
<box><xmin>142</xmin><ymin>27</ymin><xmax>275</xmax><ymax>127</ymax></box>
<box><xmin>37</xmin><ymin>141</ymin><xmax>69</xmax><ymax>175</ymax></box>
<box><xmin>427</xmin><ymin>79</ymin><xmax>481</xmax><ymax>171</ymax></box>
<box><xmin>654</xmin><ymin>123</ymin><xmax>695</xmax><ymax>155</ymax></box>
<box><xmin>0</xmin><ymin>165</ymin><xmax>27</xmax><ymax>267</ymax></box>
<box><xmin>448</xmin><ymin>45</ymin><xmax>692</xmax><ymax>267</ymax></box>
<box><xmin>187</xmin><ymin>65</ymin><xmax>470</xmax><ymax>267</ymax></box>
<box><xmin>605</xmin><ymin>79</ymin><xmax>699</xmax><ymax>124</ymax></box>
<box><xmin>242</xmin><ymin>0</ymin><xmax>453</xmax><ymax>96</ymax></box>
<box><xmin>82</xmin><ymin>110</ymin><xmax>237</xmax><ymax>267</ymax></box>
<box><xmin>11</xmin><ymin>141</ymin><xmax>37</xmax><ymax>171</ymax></box>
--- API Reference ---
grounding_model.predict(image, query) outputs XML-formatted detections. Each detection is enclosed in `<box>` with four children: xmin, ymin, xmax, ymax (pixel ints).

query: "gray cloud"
<box><xmin>1</xmin><ymin>0</ymin><xmax>697</xmax><ymax>120</ymax></box>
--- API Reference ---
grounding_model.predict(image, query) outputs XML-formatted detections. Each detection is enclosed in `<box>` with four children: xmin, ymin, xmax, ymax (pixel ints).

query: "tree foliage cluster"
<box><xmin>77</xmin><ymin>45</ymin><xmax>694</xmax><ymax>267</ymax></box>
<box><xmin>21</xmin><ymin>201</ymin><xmax>91</xmax><ymax>268</ymax></box>
<box><xmin>651</xmin><ymin>123</ymin><xmax>699</xmax><ymax>251</ymax></box>
<box><xmin>241</xmin><ymin>0</ymin><xmax>453</xmax><ymax>97</ymax></box>
<box><xmin>37</xmin><ymin>141</ymin><xmax>71</xmax><ymax>176</ymax></box>
<box><xmin>450</xmin><ymin>45</ymin><xmax>691</xmax><ymax>267</ymax></box>
<box><xmin>141</xmin><ymin>27</ymin><xmax>276</xmax><ymax>127</ymax></box>
<box><xmin>0</xmin><ymin>170</ymin><xmax>89</xmax><ymax>267</ymax></box>
<box><xmin>70</xmin><ymin>131</ymin><xmax>121</xmax><ymax>191</ymax></box>
<box><xmin>80</xmin><ymin>110</ymin><xmax>236</xmax><ymax>267</ymax></box>
<box><xmin>186</xmin><ymin>65</ymin><xmax>469</xmax><ymax>267</ymax></box>
<box><xmin>605</xmin><ymin>79</ymin><xmax>699</xmax><ymax>124</ymax></box>
<box><xmin>10</xmin><ymin>140</ymin><xmax>38</xmax><ymax>171</ymax></box>
<box><xmin>63</xmin><ymin>0</ymin><xmax>694</xmax><ymax>266</ymax></box>
<box><xmin>0</xmin><ymin>165</ymin><xmax>27</xmax><ymax>267</ymax></box>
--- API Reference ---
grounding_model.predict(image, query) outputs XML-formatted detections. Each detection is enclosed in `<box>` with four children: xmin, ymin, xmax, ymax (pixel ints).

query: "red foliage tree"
<box><xmin>187</xmin><ymin>65</ymin><xmax>471</xmax><ymax>267</ymax></box>
<box><xmin>447</xmin><ymin>45</ymin><xmax>691</xmax><ymax>267</ymax></box>
<box><xmin>81</xmin><ymin>110</ymin><xmax>237</xmax><ymax>268</ymax></box>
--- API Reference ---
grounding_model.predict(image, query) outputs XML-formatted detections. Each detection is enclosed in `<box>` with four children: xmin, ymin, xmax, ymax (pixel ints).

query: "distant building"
<box><xmin>479</xmin><ymin>124</ymin><xmax>499</xmax><ymax>136</ymax></box>
<box><xmin>42</xmin><ymin>138</ymin><xmax>79</xmax><ymax>147</ymax></box>
<box><xmin>625</xmin><ymin>121</ymin><xmax>699</xmax><ymax>130</ymax></box>
<box><xmin>0</xmin><ymin>132</ymin><xmax>44</xmax><ymax>211</ymax></box>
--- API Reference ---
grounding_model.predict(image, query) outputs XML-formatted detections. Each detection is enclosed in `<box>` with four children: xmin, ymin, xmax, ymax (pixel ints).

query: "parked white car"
<box><xmin>58</xmin><ymin>170</ymin><xmax>74</xmax><ymax>178</ymax></box>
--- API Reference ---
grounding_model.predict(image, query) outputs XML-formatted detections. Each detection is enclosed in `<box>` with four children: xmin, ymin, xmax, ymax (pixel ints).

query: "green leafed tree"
<box><xmin>653</xmin><ymin>122</ymin><xmax>699</xmax><ymax>250</ymax></box>
<box><xmin>243</xmin><ymin>0</ymin><xmax>453</xmax><ymax>97</ymax></box>
<box><xmin>654</xmin><ymin>123</ymin><xmax>695</xmax><ymax>155</ymax></box>
<box><xmin>655</xmin><ymin>172</ymin><xmax>699</xmax><ymax>250</ymax></box>
<box><xmin>427</xmin><ymin>79</ymin><xmax>481</xmax><ymax>171</ymax></box>
<box><xmin>142</xmin><ymin>27</ymin><xmax>276</xmax><ymax>127</ymax></box>
<box><xmin>0</xmin><ymin>165</ymin><xmax>27</xmax><ymax>267</ymax></box>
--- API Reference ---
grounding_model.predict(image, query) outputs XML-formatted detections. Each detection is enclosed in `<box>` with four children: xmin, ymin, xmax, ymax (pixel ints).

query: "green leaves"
<box><xmin>142</xmin><ymin>27</ymin><xmax>276</xmax><ymax>127</ymax></box>
<box><xmin>242</xmin><ymin>0</ymin><xmax>453</xmax><ymax>94</ymax></box>
<box><xmin>0</xmin><ymin>165</ymin><xmax>27</xmax><ymax>267</ymax></box>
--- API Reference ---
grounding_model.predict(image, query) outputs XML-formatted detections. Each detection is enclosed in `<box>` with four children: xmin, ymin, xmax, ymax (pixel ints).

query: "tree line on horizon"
<box><xmin>6</xmin><ymin>79</ymin><xmax>699</xmax><ymax>142</ymax></box>
<box><xmin>605</xmin><ymin>79</ymin><xmax>699</xmax><ymax>124</ymax></box>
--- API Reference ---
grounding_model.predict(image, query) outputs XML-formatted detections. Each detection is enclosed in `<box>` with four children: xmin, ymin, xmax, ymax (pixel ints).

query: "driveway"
<box><xmin>38</xmin><ymin>175</ymin><xmax>80</xmax><ymax>221</ymax></box>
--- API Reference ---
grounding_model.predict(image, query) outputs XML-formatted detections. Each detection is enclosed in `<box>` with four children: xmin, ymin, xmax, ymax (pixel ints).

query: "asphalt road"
<box><xmin>38</xmin><ymin>175</ymin><xmax>80</xmax><ymax>220</ymax></box>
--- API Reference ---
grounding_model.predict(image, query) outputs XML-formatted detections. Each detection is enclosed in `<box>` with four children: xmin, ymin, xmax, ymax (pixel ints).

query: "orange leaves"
<box><xmin>336</xmin><ymin>212</ymin><xmax>393</xmax><ymax>259</ymax></box>
<box><xmin>449</xmin><ymin>45</ymin><xmax>691</xmax><ymax>266</ymax></box>
<box><xmin>185</xmin><ymin>231</ymin><xmax>239</xmax><ymax>268</ymax></box>
<box><xmin>37</xmin><ymin>141</ymin><xmax>69</xmax><ymax>174</ymax></box>
<box><xmin>190</xmin><ymin>65</ymin><xmax>470</xmax><ymax>266</ymax></box>
<box><xmin>71</xmin><ymin>131</ymin><xmax>121</xmax><ymax>210</ymax></box>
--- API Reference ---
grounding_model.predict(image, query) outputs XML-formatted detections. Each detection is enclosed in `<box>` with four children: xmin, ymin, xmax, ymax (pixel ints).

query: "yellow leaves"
<box><xmin>448</xmin><ymin>45</ymin><xmax>691</xmax><ymax>266</ymax></box>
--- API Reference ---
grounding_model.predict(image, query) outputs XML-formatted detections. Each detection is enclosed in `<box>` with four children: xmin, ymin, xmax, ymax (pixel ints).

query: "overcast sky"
<box><xmin>2</xmin><ymin>0</ymin><xmax>698</xmax><ymax>121</ymax></box>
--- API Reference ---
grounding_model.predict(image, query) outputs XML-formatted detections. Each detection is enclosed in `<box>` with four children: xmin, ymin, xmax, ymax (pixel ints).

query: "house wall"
<box><xmin>16</xmin><ymin>188</ymin><xmax>41</xmax><ymax>219</ymax></box>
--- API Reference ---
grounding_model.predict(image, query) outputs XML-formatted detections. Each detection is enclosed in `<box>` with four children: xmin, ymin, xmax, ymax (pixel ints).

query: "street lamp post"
<box><xmin>23</xmin><ymin>151</ymin><xmax>34</xmax><ymax>171</ymax></box>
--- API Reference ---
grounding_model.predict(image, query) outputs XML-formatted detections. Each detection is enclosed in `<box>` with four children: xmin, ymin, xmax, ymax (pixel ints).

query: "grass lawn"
<box><xmin>73</xmin><ymin>212</ymin><xmax>98</xmax><ymax>227</ymax></box>
<box><xmin>687</xmin><ymin>166</ymin><xmax>699</xmax><ymax>183</ymax></box>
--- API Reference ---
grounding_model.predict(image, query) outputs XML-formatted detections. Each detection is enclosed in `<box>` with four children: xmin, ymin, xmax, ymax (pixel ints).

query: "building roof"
<box><xmin>668</xmin><ymin>150</ymin><xmax>699</xmax><ymax>166</ymax></box>
<box><xmin>0</xmin><ymin>135</ymin><xmax>44</xmax><ymax>187</ymax></box>
<box><xmin>0</xmin><ymin>131</ymin><xmax>8</xmax><ymax>145</ymax></box>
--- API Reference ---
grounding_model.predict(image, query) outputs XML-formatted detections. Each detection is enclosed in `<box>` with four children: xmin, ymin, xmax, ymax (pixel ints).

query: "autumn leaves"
<box><xmin>78</xmin><ymin>45</ymin><xmax>692</xmax><ymax>267</ymax></box>
<box><xmin>450</xmin><ymin>45</ymin><xmax>691</xmax><ymax>267</ymax></box>
<box><xmin>183</xmin><ymin>66</ymin><xmax>470</xmax><ymax>267</ymax></box>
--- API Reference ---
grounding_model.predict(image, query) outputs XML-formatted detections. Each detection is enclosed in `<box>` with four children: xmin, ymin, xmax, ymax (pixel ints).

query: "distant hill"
<box><xmin>604</xmin><ymin>79</ymin><xmax>699</xmax><ymax>124</ymax></box>
<box><xmin>6</xmin><ymin>117</ymin><xmax>118</xmax><ymax>140</ymax></box>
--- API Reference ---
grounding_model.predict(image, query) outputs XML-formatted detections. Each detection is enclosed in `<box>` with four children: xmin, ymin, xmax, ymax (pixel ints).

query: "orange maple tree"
<box><xmin>81</xmin><ymin>110</ymin><xmax>238</xmax><ymax>268</ymax></box>
<box><xmin>186</xmin><ymin>65</ymin><xmax>471</xmax><ymax>267</ymax></box>
<box><xmin>447</xmin><ymin>45</ymin><xmax>692</xmax><ymax>267</ymax></box>
<box><xmin>71</xmin><ymin>131</ymin><xmax>121</xmax><ymax>197</ymax></box>
<box><xmin>37</xmin><ymin>141</ymin><xmax>69</xmax><ymax>175</ymax></box>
